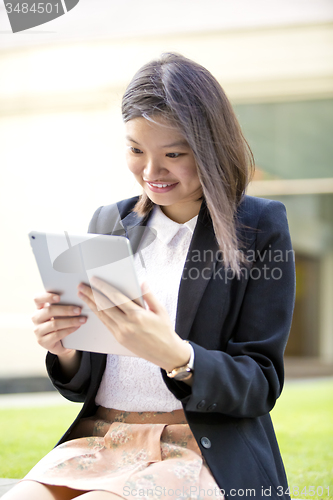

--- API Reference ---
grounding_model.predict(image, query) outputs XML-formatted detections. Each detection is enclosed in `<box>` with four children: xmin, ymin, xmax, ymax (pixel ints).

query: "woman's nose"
<box><xmin>143</xmin><ymin>158</ymin><xmax>168</xmax><ymax>179</ymax></box>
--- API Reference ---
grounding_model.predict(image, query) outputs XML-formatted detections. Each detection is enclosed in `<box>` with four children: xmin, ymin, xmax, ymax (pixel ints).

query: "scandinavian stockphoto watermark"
<box><xmin>123</xmin><ymin>485</ymin><xmax>226</xmax><ymax>498</ymax></box>
<box><xmin>3</xmin><ymin>0</ymin><xmax>80</xmax><ymax>33</ymax></box>
<box><xmin>182</xmin><ymin>246</ymin><xmax>295</xmax><ymax>283</ymax></box>
<box><xmin>122</xmin><ymin>485</ymin><xmax>331</xmax><ymax>498</ymax></box>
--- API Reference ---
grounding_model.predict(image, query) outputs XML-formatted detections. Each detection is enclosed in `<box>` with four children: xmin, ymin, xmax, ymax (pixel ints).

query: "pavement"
<box><xmin>0</xmin><ymin>391</ymin><xmax>72</xmax><ymax>408</ymax></box>
<box><xmin>0</xmin><ymin>479</ymin><xmax>19</xmax><ymax>497</ymax></box>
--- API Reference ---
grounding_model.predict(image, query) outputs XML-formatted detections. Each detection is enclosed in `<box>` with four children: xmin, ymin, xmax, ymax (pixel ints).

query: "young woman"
<box><xmin>4</xmin><ymin>53</ymin><xmax>295</xmax><ymax>500</ymax></box>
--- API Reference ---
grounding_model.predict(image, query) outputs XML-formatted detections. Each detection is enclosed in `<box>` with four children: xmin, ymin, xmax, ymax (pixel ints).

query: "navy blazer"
<box><xmin>46</xmin><ymin>194</ymin><xmax>296</xmax><ymax>500</ymax></box>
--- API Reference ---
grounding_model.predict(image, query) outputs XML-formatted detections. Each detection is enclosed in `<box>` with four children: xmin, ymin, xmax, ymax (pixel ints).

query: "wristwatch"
<box><xmin>166</xmin><ymin>341</ymin><xmax>194</xmax><ymax>381</ymax></box>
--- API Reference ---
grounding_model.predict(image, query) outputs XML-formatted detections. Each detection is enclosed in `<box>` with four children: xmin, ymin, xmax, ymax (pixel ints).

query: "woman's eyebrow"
<box><xmin>126</xmin><ymin>135</ymin><xmax>140</xmax><ymax>144</ymax></box>
<box><xmin>125</xmin><ymin>136</ymin><xmax>188</xmax><ymax>148</ymax></box>
<box><xmin>161</xmin><ymin>140</ymin><xmax>188</xmax><ymax>148</ymax></box>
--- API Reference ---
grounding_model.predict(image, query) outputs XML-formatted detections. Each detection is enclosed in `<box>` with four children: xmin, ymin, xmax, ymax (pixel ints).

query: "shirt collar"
<box><xmin>147</xmin><ymin>204</ymin><xmax>198</xmax><ymax>245</ymax></box>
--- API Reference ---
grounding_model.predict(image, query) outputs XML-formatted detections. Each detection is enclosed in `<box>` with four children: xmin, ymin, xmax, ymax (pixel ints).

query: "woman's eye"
<box><xmin>166</xmin><ymin>153</ymin><xmax>181</xmax><ymax>158</ymax></box>
<box><xmin>128</xmin><ymin>147</ymin><xmax>143</xmax><ymax>154</ymax></box>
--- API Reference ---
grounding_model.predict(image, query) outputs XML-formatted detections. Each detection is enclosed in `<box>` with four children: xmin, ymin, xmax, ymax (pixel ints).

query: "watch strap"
<box><xmin>166</xmin><ymin>341</ymin><xmax>194</xmax><ymax>379</ymax></box>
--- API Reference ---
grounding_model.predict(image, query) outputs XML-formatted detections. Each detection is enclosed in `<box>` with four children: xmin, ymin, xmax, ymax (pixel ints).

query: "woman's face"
<box><xmin>125</xmin><ymin>116</ymin><xmax>203</xmax><ymax>222</ymax></box>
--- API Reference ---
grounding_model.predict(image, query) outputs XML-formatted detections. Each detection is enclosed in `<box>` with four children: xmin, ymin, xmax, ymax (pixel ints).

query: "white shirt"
<box><xmin>95</xmin><ymin>204</ymin><xmax>198</xmax><ymax>411</ymax></box>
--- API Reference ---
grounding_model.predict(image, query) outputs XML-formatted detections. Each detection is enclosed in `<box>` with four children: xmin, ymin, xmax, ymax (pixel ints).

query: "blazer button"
<box><xmin>207</xmin><ymin>403</ymin><xmax>217</xmax><ymax>411</ymax></box>
<box><xmin>200</xmin><ymin>437</ymin><xmax>211</xmax><ymax>449</ymax></box>
<box><xmin>197</xmin><ymin>400</ymin><xmax>206</xmax><ymax>409</ymax></box>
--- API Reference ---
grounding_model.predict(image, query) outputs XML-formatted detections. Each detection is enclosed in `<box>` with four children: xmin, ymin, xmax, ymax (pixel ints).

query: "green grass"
<box><xmin>0</xmin><ymin>380</ymin><xmax>332</xmax><ymax>499</ymax></box>
<box><xmin>271</xmin><ymin>379</ymin><xmax>333</xmax><ymax>499</ymax></box>
<box><xmin>0</xmin><ymin>404</ymin><xmax>79</xmax><ymax>478</ymax></box>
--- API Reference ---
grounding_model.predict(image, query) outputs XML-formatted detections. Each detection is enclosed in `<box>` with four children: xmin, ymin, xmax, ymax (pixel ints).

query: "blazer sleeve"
<box><xmin>46</xmin><ymin>351</ymin><xmax>92</xmax><ymax>403</ymax></box>
<box><xmin>162</xmin><ymin>200</ymin><xmax>296</xmax><ymax>418</ymax></box>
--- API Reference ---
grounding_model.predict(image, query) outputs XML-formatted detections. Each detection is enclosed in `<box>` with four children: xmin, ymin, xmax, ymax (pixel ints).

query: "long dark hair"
<box><xmin>122</xmin><ymin>53</ymin><xmax>255</xmax><ymax>273</ymax></box>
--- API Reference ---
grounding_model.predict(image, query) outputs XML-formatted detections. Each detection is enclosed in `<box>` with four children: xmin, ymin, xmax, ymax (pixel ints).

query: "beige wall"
<box><xmin>1</xmin><ymin>23</ymin><xmax>333</xmax><ymax>115</ymax></box>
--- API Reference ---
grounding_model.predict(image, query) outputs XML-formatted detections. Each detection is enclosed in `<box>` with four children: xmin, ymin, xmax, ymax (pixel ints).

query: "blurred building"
<box><xmin>0</xmin><ymin>0</ymin><xmax>332</xmax><ymax>378</ymax></box>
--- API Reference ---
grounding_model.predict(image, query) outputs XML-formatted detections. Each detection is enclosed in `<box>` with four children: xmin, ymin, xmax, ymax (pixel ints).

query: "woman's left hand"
<box><xmin>77</xmin><ymin>277</ymin><xmax>191</xmax><ymax>372</ymax></box>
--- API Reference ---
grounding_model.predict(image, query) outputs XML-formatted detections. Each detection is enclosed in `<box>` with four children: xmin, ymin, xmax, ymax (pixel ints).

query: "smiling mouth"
<box><xmin>147</xmin><ymin>182</ymin><xmax>177</xmax><ymax>188</ymax></box>
<box><xmin>144</xmin><ymin>181</ymin><xmax>179</xmax><ymax>193</ymax></box>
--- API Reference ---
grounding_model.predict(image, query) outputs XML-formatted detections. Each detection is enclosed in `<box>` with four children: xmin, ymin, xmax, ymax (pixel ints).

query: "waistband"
<box><xmin>95</xmin><ymin>406</ymin><xmax>188</xmax><ymax>425</ymax></box>
<box><xmin>68</xmin><ymin>406</ymin><xmax>188</xmax><ymax>440</ymax></box>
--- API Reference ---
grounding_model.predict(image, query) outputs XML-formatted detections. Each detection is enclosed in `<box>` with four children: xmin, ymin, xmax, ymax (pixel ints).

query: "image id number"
<box><xmin>5</xmin><ymin>3</ymin><xmax>61</xmax><ymax>14</ymax></box>
<box><xmin>277</xmin><ymin>486</ymin><xmax>330</xmax><ymax>497</ymax></box>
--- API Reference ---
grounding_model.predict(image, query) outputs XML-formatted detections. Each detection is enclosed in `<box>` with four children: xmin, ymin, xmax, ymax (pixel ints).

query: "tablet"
<box><xmin>29</xmin><ymin>231</ymin><xmax>145</xmax><ymax>356</ymax></box>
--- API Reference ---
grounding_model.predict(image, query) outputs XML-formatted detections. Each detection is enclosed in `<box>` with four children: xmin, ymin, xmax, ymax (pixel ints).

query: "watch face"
<box><xmin>174</xmin><ymin>370</ymin><xmax>192</xmax><ymax>381</ymax></box>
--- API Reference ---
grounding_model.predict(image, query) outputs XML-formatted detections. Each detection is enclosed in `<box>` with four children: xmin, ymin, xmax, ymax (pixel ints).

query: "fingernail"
<box><xmin>79</xmin><ymin>317</ymin><xmax>86</xmax><ymax>323</ymax></box>
<box><xmin>73</xmin><ymin>307</ymin><xmax>81</xmax><ymax>314</ymax></box>
<box><xmin>53</xmin><ymin>295</ymin><xmax>60</xmax><ymax>302</ymax></box>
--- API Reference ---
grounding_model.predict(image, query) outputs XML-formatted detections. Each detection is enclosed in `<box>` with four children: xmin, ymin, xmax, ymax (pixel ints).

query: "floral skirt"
<box><xmin>22</xmin><ymin>407</ymin><xmax>224</xmax><ymax>499</ymax></box>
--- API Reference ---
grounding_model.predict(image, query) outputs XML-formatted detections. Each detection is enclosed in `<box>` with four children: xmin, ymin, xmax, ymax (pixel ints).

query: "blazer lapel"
<box><xmin>120</xmin><ymin>210</ymin><xmax>157</xmax><ymax>257</ymax></box>
<box><xmin>175</xmin><ymin>200</ymin><xmax>222</xmax><ymax>340</ymax></box>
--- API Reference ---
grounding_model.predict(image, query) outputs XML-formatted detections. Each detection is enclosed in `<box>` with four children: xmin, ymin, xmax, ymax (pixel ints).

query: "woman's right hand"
<box><xmin>32</xmin><ymin>292</ymin><xmax>87</xmax><ymax>377</ymax></box>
